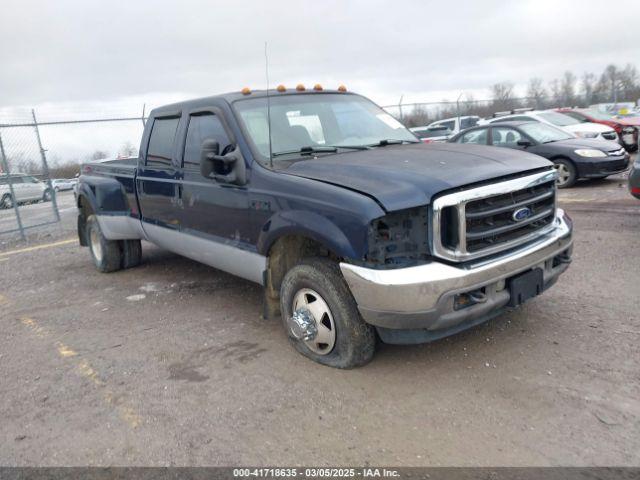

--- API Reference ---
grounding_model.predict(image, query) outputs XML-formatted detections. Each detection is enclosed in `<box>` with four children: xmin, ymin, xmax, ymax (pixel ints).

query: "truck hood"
<box><xmin>283</xmin><ymin>143</ymin><xmax>552</xmax><ymax>212</ymax></box>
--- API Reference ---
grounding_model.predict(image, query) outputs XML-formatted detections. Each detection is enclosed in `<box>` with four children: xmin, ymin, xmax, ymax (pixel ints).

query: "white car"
<box><xmin>427</xmin><ymin>115</ymin><xmax>480</xmax><ymax>134</ymax></box>
<box><xmin>51</xmin><ymin>178</ymin><xmax>75</xmax><ymax>192</ymax></box>
<box><xmin>481</xmin><ymin>109</ymin><xmax>618</xmax><ymax>142</ymax></box>
<box><xmin>410</xmin><ymin>125</ymin><xmax>454</xmax><ymax>143</ymax></box>
<box><xmin>0</xmin><ymin>174</ymin><xmax>51</xmax><ymax>209</ymax></box>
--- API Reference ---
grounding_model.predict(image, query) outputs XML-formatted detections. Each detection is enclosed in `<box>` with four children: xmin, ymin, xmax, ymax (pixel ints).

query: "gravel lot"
<box><xmin>0</xmin><ymin>167</ymin><xmax>639</xmax><ymax>466</ymax></box>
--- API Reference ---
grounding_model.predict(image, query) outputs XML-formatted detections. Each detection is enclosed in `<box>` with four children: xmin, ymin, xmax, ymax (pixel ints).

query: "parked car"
<box><xmin>51</xmin><ymin>178</ymin><xmax>76</xmax><ymax>192</ymax></box>
<box><xmin>426</xmin><ymin>115</ymin><xmax>480</xmax><ymax>134</ymax></box>
<box><xmin>0</xmin><ymin>174</ymin><xmax>52</xmax><ymax>209</ymax></box>
<box><xmin>629</xmin><ymin>150</ymin><xmax>640</xmax><ymax>199</ymax></box>
<box><xmin>481</xmin><ymin>109</ymin><xmax>618</xmax><ymax>142</ymax></box>
<box><xmin>557</xmin><ymin>108</ymin><xmax>639</xmax><ymax>152</ymax></box>
<box><xmin>410</xmin><ymin>125</ymin><xmax>453</xmax><ymax>143</ymax></box>
<box><xmin>449</xmin><ymin>121</ymin><xmax>630</xmax><ymax>188</ymax></box>
<box><xmin>76</xmin><ymin>87</ymin><xmax>572</xmax><ymax>368</ymax></box>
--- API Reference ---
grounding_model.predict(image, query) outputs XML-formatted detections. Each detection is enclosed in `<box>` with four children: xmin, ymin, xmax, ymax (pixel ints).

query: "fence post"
<box><xmin>0</xmin><ymin>132</ymin><xmax>26</xmax><ymax>241</ymax></box>
<box><xmin>31</xmin><ymin>109</ymin><xmax>60</xmax><ymax>222</ymax></box>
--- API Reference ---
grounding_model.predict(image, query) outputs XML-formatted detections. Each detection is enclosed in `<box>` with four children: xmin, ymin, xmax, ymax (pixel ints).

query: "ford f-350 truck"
<box><xmin>76</xmin><ymin>87</ymin><xmax>573</xmax><ymax>368</ymax></box>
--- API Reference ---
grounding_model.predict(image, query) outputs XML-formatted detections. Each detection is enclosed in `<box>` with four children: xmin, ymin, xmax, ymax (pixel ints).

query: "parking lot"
<box><xmin>1</xmin><ymin>167</ymin><xmax>639</xmax><ymax>466</ymax></box>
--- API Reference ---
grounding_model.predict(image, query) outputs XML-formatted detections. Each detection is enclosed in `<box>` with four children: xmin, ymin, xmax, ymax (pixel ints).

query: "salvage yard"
<box><xmin>1</xmin><ymin>166</ymin><xmax>639</xmax><ymax>466</ymax></box>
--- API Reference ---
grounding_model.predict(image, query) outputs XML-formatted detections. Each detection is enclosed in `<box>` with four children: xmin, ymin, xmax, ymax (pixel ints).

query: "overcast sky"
<box><xmin>1</xmin><ymin>0</ymin><xmax>639</xmax><ymax>161</ymax></box>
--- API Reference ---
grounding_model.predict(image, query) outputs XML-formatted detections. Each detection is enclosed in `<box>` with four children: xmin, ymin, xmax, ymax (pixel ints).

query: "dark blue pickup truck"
<box><xmin>76</xmin><ymin>87</ymin><xmax>573</xmax><ymax>368</ymax></box>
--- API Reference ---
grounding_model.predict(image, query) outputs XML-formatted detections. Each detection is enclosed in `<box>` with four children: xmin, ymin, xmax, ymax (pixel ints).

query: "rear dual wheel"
<box><xmin>86</xmin><ymin>215</ymin><xmax>142</xmax><ymax>273</ymax></box>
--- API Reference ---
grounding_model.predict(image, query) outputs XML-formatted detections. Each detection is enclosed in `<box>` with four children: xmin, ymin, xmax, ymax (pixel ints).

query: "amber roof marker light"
<box><xmin>337</xmin><ymin>85</ymin><xmax>347</xmax><ymax>92</ymax></box>
<box><xmin>313</xmin><ymin>84</ymin><xmax>323</xmax><ymax>91</ymax></box>
<box><xmin>296</xmin><ymin>84</ymin><xmax>306</xmax><ymax>91</ymax></box>
<box><xmin>276</xmin><ymin>84</ymin><xmax>286</xmax><ymax>92</ymax></box>
<box><xmin>241</xmin><ymin>87</ymin><xmax>251</xmax><ymax>95</ymax></box>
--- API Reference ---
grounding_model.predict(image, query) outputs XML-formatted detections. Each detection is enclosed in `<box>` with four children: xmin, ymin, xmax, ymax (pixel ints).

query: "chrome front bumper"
<box><xmin>340</xmin><ymin>209</ymin><xmax>573</xmax><ymax>336</ymax></box>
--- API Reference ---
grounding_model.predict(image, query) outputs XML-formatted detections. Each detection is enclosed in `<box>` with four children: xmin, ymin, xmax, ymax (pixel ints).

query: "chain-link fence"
<box><xmin>0</xmin><ymin>111</ymin><xmax>61</xmax><ymax>240</ymax></box>
<box><xmin>0</xmin><ymin>107</ymin><xmax>145</xmax><ymax>241</ymax></box>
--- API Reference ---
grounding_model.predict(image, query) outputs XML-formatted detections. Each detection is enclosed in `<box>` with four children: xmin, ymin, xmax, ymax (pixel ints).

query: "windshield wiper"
<box><xmin>367</xmin><ymin>139</ymin><xmax>420</xmax><ymax>147</ymax></box>
<box><xmin>272</xmin><ymin>146</ymin><xmax>338</xmax><ymax>158</ymax></box>
<box><xmin>271</xmin><ymin>145</ymin><xmax>370</xmax><ymax>158</ymax></box>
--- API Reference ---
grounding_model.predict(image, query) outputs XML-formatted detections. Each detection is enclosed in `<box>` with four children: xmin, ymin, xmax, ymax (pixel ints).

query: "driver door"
<box><xmin>178</xmin><ymin>109</ymin><xmax>252</xmax><ymax>245</ymax></box>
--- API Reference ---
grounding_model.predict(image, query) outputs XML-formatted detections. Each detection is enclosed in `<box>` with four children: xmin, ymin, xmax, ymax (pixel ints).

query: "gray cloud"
<box><xmin>1</xmin><ymin>0</ymin><xmax>639</xmax><ymax>108</ymax></box>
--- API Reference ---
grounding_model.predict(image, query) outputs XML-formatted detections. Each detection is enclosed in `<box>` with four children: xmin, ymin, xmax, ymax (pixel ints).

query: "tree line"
<box><xmin>401</xmin><ymin>63</ymin><xmax>640</xmax><ymax>128</ymax></box>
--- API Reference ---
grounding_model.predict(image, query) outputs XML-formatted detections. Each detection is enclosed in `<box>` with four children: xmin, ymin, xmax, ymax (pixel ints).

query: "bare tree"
<box><xmin>526</xmin><ymin>78</ymin><xmax>547</xmax><ymax>109</ymax></box>
<box><xmin>118</xmin><ymin>141</ymin><xmax>137</xmax><ymax>158</ymax></box>
<box><xmin>548</xmin><ymin>79</ymin><xmax>561</xmax><ymax>107</ymax></box>
<box><xmin>560</xmin><ymin>71</ymin><xmax>577</xmax><ymax>107</ymax></box>
<box><xmin>603</xmin><ymin>64</ymin><xmax>620</xmax><ymax>103</ymax></box>
<box><xmin>90</xmin><ymin>150</ymin><xmax>109</xmax><ymax>161</ymax></box>
<box><xmin>619</xmin><ymin>63</ymin><xmax>639</xmax><ymax>102</ymax></box>
<box><xmin>490</xmin><ymin>82</ymin><xmax>516</xmax><ymax>111</ymax></box>
<box><xmin>581</xmin><ymin>72</ymin><xmax>596</xmax><ymax>106</ymax></box>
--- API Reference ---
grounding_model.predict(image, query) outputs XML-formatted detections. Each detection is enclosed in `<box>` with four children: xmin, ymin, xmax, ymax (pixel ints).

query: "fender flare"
<box><xmin>76</xmin><ymin>177</ymin><xmax>130</xmax><ymax>215</ymax></box>
<box><xmin>257</xmin><ymin>210</ymin><xmax>363</xmax><ymax>260</ymax></box>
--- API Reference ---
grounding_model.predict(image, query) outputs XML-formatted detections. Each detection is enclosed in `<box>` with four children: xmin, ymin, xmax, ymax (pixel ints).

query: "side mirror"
<box><xmin>200</xmin><ymin>139</ymin><xmax>246</xmax><ymax>185</ymax></box>
<box><xmin>517</xmin><ymin>140</ymin><xmax>533</xmax><ymax>147</ymax></box>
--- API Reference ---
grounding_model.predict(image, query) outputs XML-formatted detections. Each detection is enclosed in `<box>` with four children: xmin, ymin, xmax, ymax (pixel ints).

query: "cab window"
<box><xmin>183</xmin><ymin>113</ymin><xmax>232</xmax><ymax>168</ymax></box>
<box><xmin>146</xmin><ymin>117</ymin><xmax>180</xmax><ymax>167</ymax></box>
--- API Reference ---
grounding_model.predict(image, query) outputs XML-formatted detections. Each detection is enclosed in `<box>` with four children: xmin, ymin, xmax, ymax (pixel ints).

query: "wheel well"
<box><xmin>262</xmin><ymin>235</ymin><xmax>340</xmax><ymax>319</ymax></box>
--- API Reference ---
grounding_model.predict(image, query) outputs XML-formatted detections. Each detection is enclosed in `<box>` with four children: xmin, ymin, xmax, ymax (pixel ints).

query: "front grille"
<box><xmin>464</xmin><ymin>181</ymin><xmax>555</xmax><ymax>252</ymax></box>
<box><xmin>602</xmin><ymin>131</ymin><xmax>618</xmax><ymax>140</ymax></box>
<box><xmin>432</xmin><ymin>170</ymin><xmax>558</xmax><ymax>261</ymax></box>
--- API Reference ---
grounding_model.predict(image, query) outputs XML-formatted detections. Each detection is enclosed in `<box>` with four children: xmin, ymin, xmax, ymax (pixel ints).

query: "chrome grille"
<box><xmin>432</xmin><ymin>170</ymin><xmax>558</xmax><ymax>262</ymax></box>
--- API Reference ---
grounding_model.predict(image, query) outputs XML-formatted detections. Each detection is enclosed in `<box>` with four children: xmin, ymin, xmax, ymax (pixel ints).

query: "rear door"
<box><xmin>23</xmin><ymin>176</ymin><xmax>43</xmax><ymax>200</ymax></box>
<box><xmin>137</xmin><ymin>115</ymin><xmax>182</xmax><ymax>230</ymax></box>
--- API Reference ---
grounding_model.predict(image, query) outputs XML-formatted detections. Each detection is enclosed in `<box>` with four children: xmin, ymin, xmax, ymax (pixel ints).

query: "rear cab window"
<box><xmin>146</xmin><ymin>117</ymin><xmax>180</xmax><ymax>168</ymax></box>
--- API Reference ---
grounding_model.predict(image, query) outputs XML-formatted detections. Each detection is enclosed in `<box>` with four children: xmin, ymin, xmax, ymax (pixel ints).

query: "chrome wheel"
<box><xmin>554</xmin><ymin>162</ymin><xmax>571</xmax><ymax>187</ymax></box>
<box><xmin>89</xmin><ymin>226</ymin><xmax>103</xmax><ymax>263</ymax></box>
<box><xmin>290</xmin><ymin>288</ymin><xmax>336</xmax><ymax>355</ymax></box>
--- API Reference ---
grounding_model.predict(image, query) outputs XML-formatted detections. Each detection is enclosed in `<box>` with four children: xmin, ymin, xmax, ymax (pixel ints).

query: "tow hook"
<box><xmin>288</xmin><ymin>308</ymin><xmax>318</xmax><ymax>342</ymax></box>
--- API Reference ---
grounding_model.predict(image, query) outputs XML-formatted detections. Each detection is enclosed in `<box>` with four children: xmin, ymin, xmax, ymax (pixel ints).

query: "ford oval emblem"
<box><xmin>512</xmin><ymin>207</ymin><xmax>533</xmax><ymax>222</ymax></box>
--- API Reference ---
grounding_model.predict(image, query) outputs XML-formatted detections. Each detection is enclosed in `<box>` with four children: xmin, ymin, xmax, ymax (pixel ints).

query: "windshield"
<box><xmin>539</xmin><ymin>111</ymin><xmax>580</xmax><ymax>126</ymax></box>
<box><xmin>581</xmin><ymin>109</ymin><xmax>615</xmax><ymax>121</ymax></box>
<box><xmin>520</xmin><ymin>122</ymin><xmax>573</xmax><ymax>143</ymax></box>
<box><xmin>460</xmin><ymin>117</ymin><xmax>479</xmax><ymax>129</ymax></box>
<box><xmin>233</xmin><ymin>93</ymin><xmax>417</xmax><ymax>163</ymax></box>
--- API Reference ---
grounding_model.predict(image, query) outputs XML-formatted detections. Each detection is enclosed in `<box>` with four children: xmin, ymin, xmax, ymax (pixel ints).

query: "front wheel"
<box><xmin>553</xmin><ymin>159</ymin><xmax>577</xmax><ymax>188</ymax></box>
<box><xmin>42</xmin><ymin>189</ymin><xmax>52</xmax><ymax>202</ymax></box>
<box><xmin>279</xmin><ymin>258</ymin><xmax>375</xmax><ymax>369</ymax></box>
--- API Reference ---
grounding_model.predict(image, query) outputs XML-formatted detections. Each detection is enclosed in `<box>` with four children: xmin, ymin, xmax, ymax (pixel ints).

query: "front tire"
<box><xmin>553</xmin><ymin>159</ymin><xmax>577</xmax><ymax>188</ymax></box>
<box><xmin>86</xmin><ymin>215</ymin><xmax>122</xmax><ymax>273</ymax></box>
<box><xmin>279</xmin><ymin>258</ymin><xmax>375</xmax><ymax>369</ymax></box>
<box><xmin>42</xmin><ymin>189</ymin><xmax>52</xmax><ymax>202</ymax></box>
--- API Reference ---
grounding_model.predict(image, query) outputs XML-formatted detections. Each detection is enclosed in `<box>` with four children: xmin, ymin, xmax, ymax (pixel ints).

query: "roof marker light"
<box><xmin>337</xmin><ymin>85</ymin><xmax>347</xmax><ymax>92</ymax></box>
<box><xmin>241</xmin><ymin>87</ymin><xmax>251</xmax><ymax>95</ymax></box>
<box><xmin>313</xmin><ymin>84</ymin><xmax>323</xmax><ymax>91</ymax></box>
<box><xmin>296</xmin><ymin>84</ymin><xmax>306</xmax><ymax>91</ymax></box>
<box><xmin>276</xmin><ymin>84</ymin><xmax>286</xmax><ymax>92</ymax></box>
